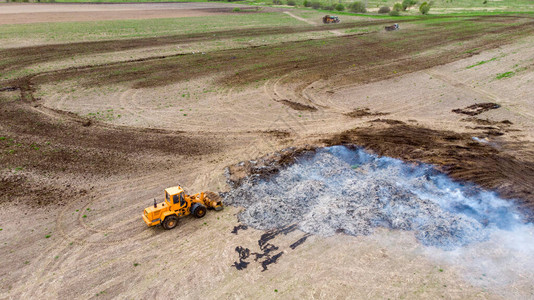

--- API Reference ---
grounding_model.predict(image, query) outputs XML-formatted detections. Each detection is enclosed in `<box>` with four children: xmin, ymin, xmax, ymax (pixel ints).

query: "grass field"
<box><xmin>1</xmin><ymin>3</ymin><xmax>531</xmax><ymax>85</ymax></box>
<box><xmin>4</xmin><ymin>0</ymin><xmax>534</xmax><ymax>12</ymax></box>
<box><xmin>32</xmin><ymin>0</ymin><xmax>534</xmax><ymax>9</ymax></box>
<box><xmin>254</xmin><ymin>0</ymin><xmax>534</xmax><ymax>12</ymax></box>
<box><xmin>0</xmin><ymin>12</ymin><xmax>303</xmax><ymax>45</ymax></box>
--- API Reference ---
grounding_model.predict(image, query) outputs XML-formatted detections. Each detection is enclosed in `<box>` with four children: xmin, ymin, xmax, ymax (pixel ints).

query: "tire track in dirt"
<box><xmin>283</xmin><ymin>11</ymin><xmax>316</xmax><ymax>25</ymax></box>
<box><xmin>56</xmin><ymin>95</ymin><xmax>70</xmax><ymax>111</ymax></box>
<box><xmin>265</xmin><ymin>42</ymin><xmax>440</xmax><ymax>120</ymax></box>
<box><xmin>269</xmin><ymin>51</ymin><xmax>438</xmax><ymax>125</ymax></box>
<box><xmin>55</xmin><ymin>168</ymin><xmax>191</xmax><ymax>245</ymax></box>
<box><xmin>264</xmin><ymin>75</ymin><xmax>341</xmax><ymax>133</ymax></box>
<box><xmin>297</xmin><ymin>51</ymin><xmax>461</xmax><ymax>121</ymax></box>
<box><xmin>262</xmin><ymin>66</ymin><xmax>427</xmax><ymax>135</ymax></box>
<box><xmin>50</xmin><ymin>130</ymin><xmax>236</xmax><ymax>246</ymax></box>
<box><xmin>221</xmin><ymin>86</ymin><xmax>274</xmax><ymax>127</ymax></box>
<box><xmin>213</xmin><ymin>73</ymin><xmax>322</xmax><ymax>133</ymax></box>
<box><xmin>43</xmin><ymin>91</ymin><xmax>68</xmax><ymax>111</ymax></box>
<box><xmin>1</xmin><ymin>16</ymin><xmax>409</xmax><ymax>73</ymax></box>
<box><xmin>15</xmin><ymin>169</ymin><xmax>205</xmax><ymax>298</ymax></box>
<box><xmin>16</xmin><ymin>192</ymin><xmax>211</xmax><ymax>298</ymax></box>
<box><xmin>119</xmin><ymin>89</ymin><xmax>153</xmax><ymax>127</ymax></box>
<box><xmin>272</xmin><ymin>71</ymin><xmax>325</xmax><ymax>109</ymax></box>
<box><xmin>263</xmin><ymin>71</ymin><xmax>368</xmax><ymax>134</ymax></box>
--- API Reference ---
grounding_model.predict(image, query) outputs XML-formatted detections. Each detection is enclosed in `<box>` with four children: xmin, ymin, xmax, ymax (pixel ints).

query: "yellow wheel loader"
<box><xmin>142</xmin><ymin>185</ymin><xmax>223</xmax><ymax>230</ymax></box>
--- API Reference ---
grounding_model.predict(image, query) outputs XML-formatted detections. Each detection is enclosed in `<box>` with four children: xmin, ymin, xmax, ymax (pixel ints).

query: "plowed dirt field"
<box><xmin>1</xmin><ymin>5</ymin><xmax>534</xmax><ymax>299</ymax></box>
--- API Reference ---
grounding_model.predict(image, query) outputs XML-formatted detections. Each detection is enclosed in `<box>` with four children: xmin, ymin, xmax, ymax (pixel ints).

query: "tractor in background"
<box><xmin>385</xmin><ymin>23</ymin><xmax>400</xmax><ymax>31</ymax></box>
<box><xmin>323</xmin><ymin>15</ymin><xmax>340</xmax><ymax>24</ymax></box>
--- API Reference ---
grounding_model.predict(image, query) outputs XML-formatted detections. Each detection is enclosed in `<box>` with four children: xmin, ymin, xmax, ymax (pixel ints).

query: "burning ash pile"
<box><xmin>225</xmin><ymin>146</ymin><xmax>524</xmax><ymax>250</ymax></box>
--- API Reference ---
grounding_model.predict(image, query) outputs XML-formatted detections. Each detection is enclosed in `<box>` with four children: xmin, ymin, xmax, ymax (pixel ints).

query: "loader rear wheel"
<box><xmin>162</xmin><ymin>216</ymin><xmax>178</xmax><ymax>230</ymax></box>
<box><xmin>192</xmin><ymin>203</ymin><xmax>207</xmax><ymax>218</ymax></box>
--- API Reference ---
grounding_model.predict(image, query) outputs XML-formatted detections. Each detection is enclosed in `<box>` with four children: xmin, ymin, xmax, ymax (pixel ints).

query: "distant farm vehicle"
<box><xmin>143</xmin><ymin>185</ymin><xmax>223</xmax><ymax>230</ymax></box>
<box><xmin>323</xmin><ymin>15</ymin><xmax>340</xmax><ymax>24</ymax></box>
<box><xmin>385</xmin><ymin>23</ymin><xmax>399</xmax><ymax>31</ymax></box>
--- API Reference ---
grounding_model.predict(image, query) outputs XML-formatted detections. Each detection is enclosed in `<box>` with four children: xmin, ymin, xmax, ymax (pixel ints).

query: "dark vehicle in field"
<box><xmin>323</xmin><ymin>15</ymin><xmax>340</xmax><ymax>24</ymax></box>
<box><xmin>385</xmin><ymin>23</ymin><xmax>399</xmax><ymax>31</ymax></box>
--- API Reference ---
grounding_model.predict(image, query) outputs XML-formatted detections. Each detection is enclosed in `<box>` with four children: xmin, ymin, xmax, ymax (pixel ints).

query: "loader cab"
<box><xmin>165</xmin><ymin>186</ymin><xmax>187</xmax><ymax>208</ymax></box>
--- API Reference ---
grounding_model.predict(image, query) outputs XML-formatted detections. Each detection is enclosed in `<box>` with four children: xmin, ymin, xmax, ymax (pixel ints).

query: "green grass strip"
<box><xmin>466</xmin><ymin>57</ymin><xmax>499</xmax><ymax>69</ymax></box>
<box><xmin>496</xmin><ymin>71</ymin><xmax>515</xmax><ymax>79</ymax></box>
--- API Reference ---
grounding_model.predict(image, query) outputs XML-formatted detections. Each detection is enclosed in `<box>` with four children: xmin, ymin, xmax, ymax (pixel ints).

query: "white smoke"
<box><xmin>225</xmin><ymin>146</ymin><xmax>534</xmax><ymax>296</ymax></box>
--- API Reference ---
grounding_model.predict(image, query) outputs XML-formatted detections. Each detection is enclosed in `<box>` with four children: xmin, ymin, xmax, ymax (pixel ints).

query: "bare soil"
<box><xmin>0</xmin><ymin>9</ymin><xmax>239</xmax><ymax>25</ymax></box>
<box><xmin>0</xmin><ymin>18</ymin><xmax>414</xmax><ymax>73</ymax></box>
<box><xmin>12</xmin><ymin>16</ymin><xmax>531</xmax><ymax>91</ymax></box>
<box><xmin>345</xmin><ymin>107</ymin><xmax>388</xmax><ymax>118</ymax></box>
<box><xmin>0</xmin><ymin>3</ymin><xmax>251</xmax><ymax>24</ymax></box>
<box><xmin>1</xmin><ymin>10</ymin><xmax>534</xmax><ymax>299</ymax></box>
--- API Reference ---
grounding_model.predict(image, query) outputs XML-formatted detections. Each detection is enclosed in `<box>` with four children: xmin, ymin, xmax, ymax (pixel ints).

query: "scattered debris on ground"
<box><xmin>262</xmin><ymin>130</ymin><xmax>291</xmax><ymax>139</ymax></box>
<box><xmin>461</xmin><ymin>117</ymin><xmax>513</xmax><ymax>126</ymax></box>
<box><xmin>278</xmin><ymin>100</ymin><xmax>317</xmax><ymax>111</ymax></box>
<box><xmin>369</xmin><ymin>118</ymin><xmax>406</xmax><ymax>125</ymax></box>
<box><xmin>344</xmin><ymin>107</ymin><xmax>388</xmax><ymax>118</ymax></box>
<box><xmin>231</xmin><ymin>224</ymin><xmax>249</xmax><ymax>234</ymax></box>
<box><xmin>452</xmin><ymin>103</ymin><xmax>501</xmax><ymax>116</ymax></box>
<box><xmin>232</xmin><ymin>225</ymin><xmax>298</xmax><ymax>271</ymax></box>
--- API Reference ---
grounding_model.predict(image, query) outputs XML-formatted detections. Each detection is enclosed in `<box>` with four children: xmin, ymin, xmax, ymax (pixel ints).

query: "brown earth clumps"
<box><xmin>324</xmin><ymin>124</ymin><xmax>534</xmax><ymax>220</ymax></box>
<box><xmin>0</xmin><ymin>97</ymin><xmax>220</xmax><ymax>206</ymax></box>
<box><xmin>452</xmin><ymin>102</ymin><xmax>501</xmax><ymax>116</ymax></box>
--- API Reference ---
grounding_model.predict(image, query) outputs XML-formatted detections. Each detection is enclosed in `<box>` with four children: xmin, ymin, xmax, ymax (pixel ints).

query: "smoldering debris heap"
<box><xmin>224</xmin><ymin>146</ymin><xmax>524</xmax><ymax>250</ymax></box>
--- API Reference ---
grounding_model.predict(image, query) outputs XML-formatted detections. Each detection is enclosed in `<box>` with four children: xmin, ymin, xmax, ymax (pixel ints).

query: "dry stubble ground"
<box><xmin>0</xmin><ymin>3</ymin><xmax>254</xmax><ymax>24</ymax></box>
<box><xmin>1</xmin><ymin>5</ymin><xmax>534</xmax><ymax>299</ymax></box>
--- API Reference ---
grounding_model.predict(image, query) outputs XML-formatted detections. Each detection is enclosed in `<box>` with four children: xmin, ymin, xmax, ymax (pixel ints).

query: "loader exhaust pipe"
<box><xmin>154</xmin><ymin>199</ymin><xmax>157</xmax><ymax>208</ymax></box>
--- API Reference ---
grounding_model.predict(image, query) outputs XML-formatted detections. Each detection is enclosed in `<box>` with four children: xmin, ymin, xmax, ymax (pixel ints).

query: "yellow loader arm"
<box><xmin>199</xmin><ymin>191</ymin><xmax>224</xmax><ymax>211</ymax></box>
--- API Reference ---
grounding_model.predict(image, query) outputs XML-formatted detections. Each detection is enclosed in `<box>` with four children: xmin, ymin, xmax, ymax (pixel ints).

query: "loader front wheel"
<box><xmin>162</xmin><ymin>216</ymin><xmax>178</xmax><ymax>230</ymax></box>
<box><xmin>192</xmin><ymin>204</ymin><xmax>207</xmax><ymax>218</ymax></box>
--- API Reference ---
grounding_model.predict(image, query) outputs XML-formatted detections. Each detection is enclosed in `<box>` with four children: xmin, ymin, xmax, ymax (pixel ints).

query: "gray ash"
<box><xmin>225</xmin><ymin>146</ymin><xmax>524</xmax><ymax>250</ymax></box>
